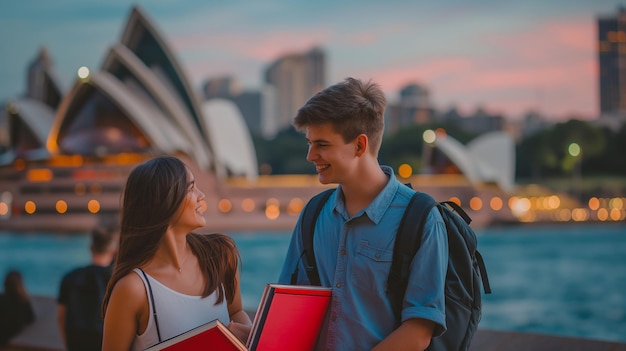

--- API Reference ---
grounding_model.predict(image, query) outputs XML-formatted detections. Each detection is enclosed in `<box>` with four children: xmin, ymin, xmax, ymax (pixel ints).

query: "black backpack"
<box><xmin>293</xmin><ymin>188</ymin><xmax>491</xmax><ymax>351</ymax></box>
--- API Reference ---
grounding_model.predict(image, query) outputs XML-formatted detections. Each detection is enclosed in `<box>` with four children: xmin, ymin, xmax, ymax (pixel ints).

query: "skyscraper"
<box><xmin>264</xmin><ymin>47</ymin><xmax>325</xmax><ymax>135</ymax></box>
<box><xmin>598</xmin><ymin>7</ymin><xmax>626</xmax><ymax>117</ymax></box>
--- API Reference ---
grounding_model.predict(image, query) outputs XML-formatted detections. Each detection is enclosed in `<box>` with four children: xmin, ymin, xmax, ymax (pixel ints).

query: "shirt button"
<box><xmin>336</xmin><ymin>283</ymin><xmax>342</xmax><ymax>288</ymax></box>
<box><xmin>340</xmin><ymin>249</ymin><xmax>346</xmax><ymax>255</ymax></box>
<box><xmin>375</xmin><ymin>253</ymin><xmax>381</xmax><ymax>258</ymax></box>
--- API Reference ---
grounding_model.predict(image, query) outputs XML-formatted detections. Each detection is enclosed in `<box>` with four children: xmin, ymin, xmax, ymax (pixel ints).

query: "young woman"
<box><xmin>102</xmin><ymin>156</ymin><xmax>251</xmax><ymax>350</ymax></box>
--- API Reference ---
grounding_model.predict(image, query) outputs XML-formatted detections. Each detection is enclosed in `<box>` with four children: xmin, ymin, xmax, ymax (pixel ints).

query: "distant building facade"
<box><xmin>385</xmin><ymin>83</ymin><xmax>434</xmax><ymax>134</ymax></box>
<box><xmin>598</xmin><ymin>7</ymin><xmax>626</xmax><ymax>117</ymax></box>
<box><xmin>263</xmin><ymin>47</ymin><xmax>325</xmax><ymax>136</ymax></box>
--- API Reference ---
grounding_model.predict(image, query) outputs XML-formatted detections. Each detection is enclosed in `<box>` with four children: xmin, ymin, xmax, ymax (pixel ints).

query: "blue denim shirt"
<box><xmin>278</xmin><ymin>166</ymin><xmax>447</xmax><ymax>351</ymax></box>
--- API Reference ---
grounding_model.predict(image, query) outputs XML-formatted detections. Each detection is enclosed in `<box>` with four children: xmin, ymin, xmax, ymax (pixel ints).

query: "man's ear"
<box><xmin>355</xmin><ymin>134</ymin><xmax>368</xmax><ymax>156</ymax></box>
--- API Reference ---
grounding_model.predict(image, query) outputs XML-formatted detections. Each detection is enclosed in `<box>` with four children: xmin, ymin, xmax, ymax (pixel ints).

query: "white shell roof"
<box><xmin>202</xmin><ymin>99</ymin><xmax>259</xmax><ymax>180</ymax></box>
<box><xmin>434</xmin><ymin>131</ymin><xmax>515</xmax><ymax>192</ymax></box>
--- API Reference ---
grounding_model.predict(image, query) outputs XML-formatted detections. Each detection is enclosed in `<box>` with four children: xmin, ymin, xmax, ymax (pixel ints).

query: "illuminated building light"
<box><xmin>241</xmin><ymin>198</ymin><xmax>255</xmax><ymax>212</ymax></box>
<box><xmin>435</xmin><ymin>128</ymin><xmax>447</xmax><ymax>137</ymax></box>
<box><xmin>510</xmin><ymin>197</ymin><xmax>531</xmax><ymax>218</ymax></box>
<box><xmin>75</xmin><ymin>183</ymin><xmax>87</xmax><ymax>196</ymax></box>
<box><xmin>568</xmin><ymin>143</ymin><xmax>581</xmax><ymax>157</ymax></box>
<box><xmin>27</xmin><ymin>169</ymin><xmax>53</xmax><ymax>182</ymax></box>
<box><xmin>597</xmin><ymin>208</ymin><xmax>609</xmax><ymax>221</ymax></box>
<box><xmin>469</xmin><ymin>197</ymin><xmax>483</xmax><ymax>211</ymax></box>
<box><xmin>571</xmin><ymin>208</ymin><xmax>589</xmax><ymax>222</ymax></box>
<box><xmin>113</xmin><ymin>153</ymin><xmax>145</xmax><ymax>165</ymax></box>
<box><xmin>422</xmin><ymin>130</ymin><xmax>436</xmax><ymax>144</ymax></box>
<box><xmin>547</xmin><ymin>195</ymin><xmax>561</xmax><ymax>210</ymax></box>
<box><xmin>49</xmin><ymin>155</ymin><xmax>84</xmax><ymax>167</ymax></box>
<box><xmin>588</xmin><ymin>197</ymin><xmax>600</xmax><ymax>211</ymax></box>
<box><xmin>489</xmin><ymin>197</ymin><xmax>503</xmax><ymax>211</ymax></box>
<box><xmin>398</xmin><ymin>164</ymin><xmax>413</xmax><ymax>179</ymax></box>
<box><xmin>609</xmin><ymin>197</ymin><xmax>624</xmax><ymax>210</ymax></box>
<box><xmin>265</xmin><ymin>204</ymin><xmax>280</xmax><ymax>220</ymax></box>
<box><xmin>610</xmin><ymin>209</ymin><xmax>621</xmax><ymax>221</ymax></box>
<box><xmin>448</xmin><ymin>197</ymin><xmax>461</xmax><ymax>206</ymax></box>
<box><xmin>218</xmin><ymin>199</ymin><xmax>232</xmax><ymax>213</ymax></box>
<box><xmin>287</xmin><ymin>198</ymin><xmax>304</xmax><ymax>216</ymax></box>
<box><xmin>0</xmin><ymin>203</ymin><xmax>8</xmax><ymax>216</ymax></box>
<box><xmin>77</xmin><ymin>66</ymin><xmax>90</xmax><ymax>80</ymax></box>
<box><xmin>25</xmin><ymin>201</ymin><xmax>36</xmax><ymax>214</ymax></box>
<box><xmin>56</xmin><ymin>200</ymin><xmax>68</xmax><ymax>214</ymax></box>
<box><xmin>87</xmin><ymin>200</ymin><xmax>101</xmax><ymax>214</ymax></box>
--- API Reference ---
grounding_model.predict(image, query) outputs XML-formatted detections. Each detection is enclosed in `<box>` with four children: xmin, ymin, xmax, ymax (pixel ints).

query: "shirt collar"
<box><xmin>334</xmin><ymin>165</ymin><xmax>399</xmax><ymax>224</ymax></box>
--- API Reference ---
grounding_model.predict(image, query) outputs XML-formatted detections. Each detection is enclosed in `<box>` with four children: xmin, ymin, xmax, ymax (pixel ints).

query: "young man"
<box><xmin>278</xmin><ymin>77</ymin><xmax>448</xmax><ymax>351</ymax></box>
<box><xmin>57</xmin><ymin>226</ymin><xmax>118</xmax><ymax>351</ymax></box>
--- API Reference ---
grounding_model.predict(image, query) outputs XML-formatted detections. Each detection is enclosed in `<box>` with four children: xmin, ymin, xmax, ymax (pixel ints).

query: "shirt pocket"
<box><xmin>351</xmin><ymin>240</ymin><xmax>393</xmax><ymax>292</ymax></box>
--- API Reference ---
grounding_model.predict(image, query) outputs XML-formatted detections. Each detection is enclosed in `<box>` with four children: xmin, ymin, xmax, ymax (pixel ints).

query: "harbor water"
<box><xmin>0</xmin><ymin>223</ymin><xmax>625</xmax><ymax>343</ymax></box>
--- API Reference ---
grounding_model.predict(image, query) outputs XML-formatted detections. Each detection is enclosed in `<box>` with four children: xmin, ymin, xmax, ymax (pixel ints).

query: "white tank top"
<box><xmin>130</xmin><ymin>268</ymin><xmax>230</xmax><ymax>351</ymax></box>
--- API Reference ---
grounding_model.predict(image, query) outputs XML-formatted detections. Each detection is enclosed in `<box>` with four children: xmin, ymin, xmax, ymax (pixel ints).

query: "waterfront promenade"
<box><xmin>2</xmin><ymin>296</ymin><xmax>625</xmax><ymax>351</ymax></box>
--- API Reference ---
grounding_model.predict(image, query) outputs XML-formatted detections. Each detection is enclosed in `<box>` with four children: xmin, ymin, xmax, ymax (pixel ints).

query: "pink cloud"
<box><xmin>363</xmin><ymin>18</ymin><xmax>598</xmax><ymax>118</ymax></box>
<box><xmin>172</xmin><ymin>29</ymin><xmax>331</xmax><ymax>61</ymax></box>
<box><xmin>363</xmin><ymin>57</ymin><xmax>475</xmax><ymax>92</ymax></box>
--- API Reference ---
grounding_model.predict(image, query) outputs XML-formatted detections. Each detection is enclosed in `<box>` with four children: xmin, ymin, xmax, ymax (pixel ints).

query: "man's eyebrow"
<box><xmin>307</xmin><ymin>138</ymin><xmax>330</xmax><ymax>143</ymax></box>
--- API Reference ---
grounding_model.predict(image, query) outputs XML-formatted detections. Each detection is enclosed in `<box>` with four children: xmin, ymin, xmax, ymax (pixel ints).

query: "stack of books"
<box><xmin>144</xmin><ymin>284</ymin><xmax>332</xmax><ymax>351</ymax></box>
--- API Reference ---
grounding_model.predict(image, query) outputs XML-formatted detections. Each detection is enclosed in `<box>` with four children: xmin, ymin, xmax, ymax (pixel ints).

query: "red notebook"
<box><xmin>143</xmin><ymin>319</ymin><xmax>247</xmax><ymax>351</ymax></box>
<box><xmin>246</xmin><ymin>284</ymin><xmax>332</xmax><ymax>351</ymax></box>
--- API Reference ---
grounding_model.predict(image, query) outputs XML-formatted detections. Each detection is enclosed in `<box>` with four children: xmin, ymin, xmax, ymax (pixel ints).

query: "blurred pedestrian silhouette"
<box><xmin>57</xmin><ymin>226</ymin><xmax>119</xmax><ymax>351</ymax></box>
<box><xmin>0</xmin><ymin>270</ymin><xmax>35</xmax><ymax>346</ymax></box>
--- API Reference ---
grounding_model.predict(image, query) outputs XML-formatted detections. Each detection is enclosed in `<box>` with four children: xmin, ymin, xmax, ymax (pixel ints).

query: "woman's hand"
<box><xmin>228</xmin><ymin>320</ymin><xmax>252</xmax><ymax>343</ymax></box>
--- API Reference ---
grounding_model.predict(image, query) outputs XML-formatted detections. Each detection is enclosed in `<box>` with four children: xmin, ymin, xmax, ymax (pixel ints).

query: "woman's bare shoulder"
<box><xmin>110</xmin><ymin>270</ymin><xmax>147</xmax><ymax>302</ymax></box>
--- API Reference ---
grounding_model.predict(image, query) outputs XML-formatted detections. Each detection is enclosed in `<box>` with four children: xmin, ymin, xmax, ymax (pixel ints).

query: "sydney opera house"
<box><xmin>0</xmin><ymin>5</ymin><xmax>340</xmax><ymax>232</ymax></box>
<box><xmin>2</xmin><ymin>5</ymin><xmax>589</xmax><ymax>233</ymax></box>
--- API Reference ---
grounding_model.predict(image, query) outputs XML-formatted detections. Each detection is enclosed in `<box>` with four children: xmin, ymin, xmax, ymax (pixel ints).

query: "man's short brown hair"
<box><xmin>293</xmin><ymin>77</ymin><xmax>386</xmax><ymax>154</ymax></box>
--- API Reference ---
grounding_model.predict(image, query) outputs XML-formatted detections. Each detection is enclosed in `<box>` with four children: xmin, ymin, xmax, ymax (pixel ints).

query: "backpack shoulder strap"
<box><xmin>388</xmin><ymin>191</ymin><xmax>438</xmax><ymax>324</ymax></box>
<box><xmin>295</xmin><ymin>188</ymin><xmax>335</xmax><ymax>286</ymax></box>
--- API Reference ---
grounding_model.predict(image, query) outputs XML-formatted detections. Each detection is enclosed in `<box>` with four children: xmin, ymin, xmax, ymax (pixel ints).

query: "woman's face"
<box><xmin>171</xmin><ymin>168</ymin><xmax>207</xmax><ymax>231</ymax></box>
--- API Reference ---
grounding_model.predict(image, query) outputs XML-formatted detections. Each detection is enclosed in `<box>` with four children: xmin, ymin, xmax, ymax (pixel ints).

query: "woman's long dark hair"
<box><xmin>101</xmin><ymin>156</ymin><xmax>239</xmax><ymax>316</ymax></box>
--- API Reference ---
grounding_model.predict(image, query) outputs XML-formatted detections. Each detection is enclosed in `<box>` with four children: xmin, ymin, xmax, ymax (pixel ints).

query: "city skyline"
<box><xmin>1</xmin><ymin>0</ymin><xmax>624</xmax><ymax>121</ymax></box>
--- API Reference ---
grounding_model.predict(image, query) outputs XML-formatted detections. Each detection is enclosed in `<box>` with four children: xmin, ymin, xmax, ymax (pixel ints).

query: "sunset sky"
<box><xmin>0</xmin><ymin>0</ymin><xmax>623</xmax><ymax>120</ymax></box>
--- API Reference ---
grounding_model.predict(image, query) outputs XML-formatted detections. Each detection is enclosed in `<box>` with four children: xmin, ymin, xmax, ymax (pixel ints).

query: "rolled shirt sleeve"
<box><xmin>401</xmin><ymin>207</ymin><xmax>448</xmax><ymax>336</ymax></box>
